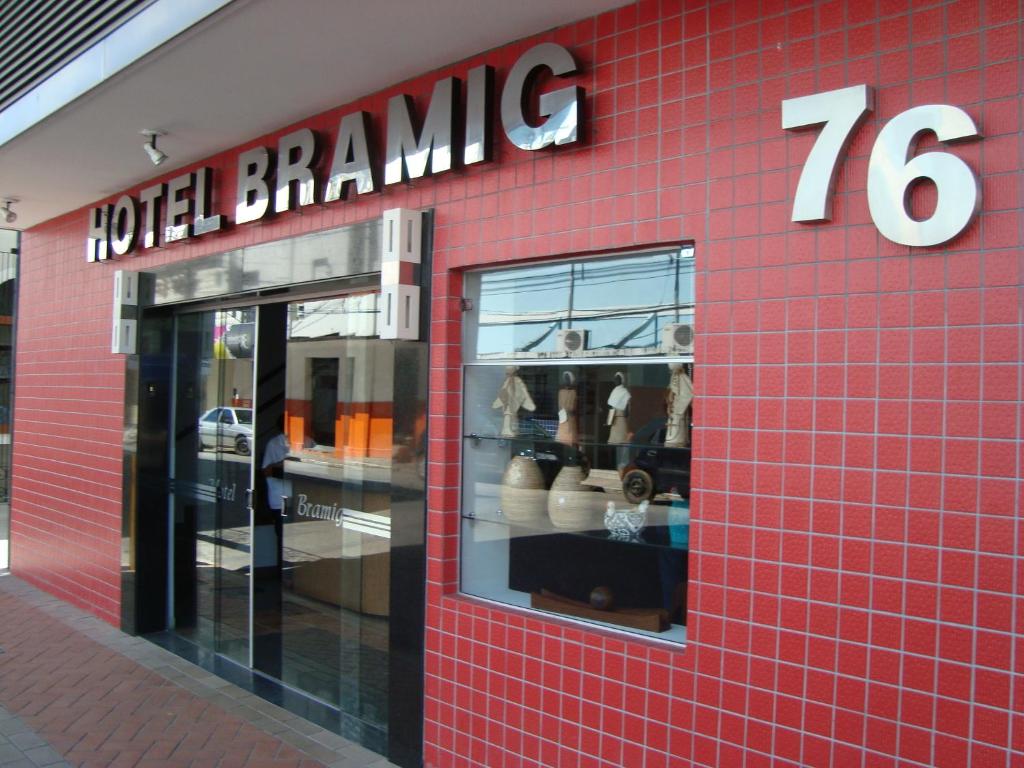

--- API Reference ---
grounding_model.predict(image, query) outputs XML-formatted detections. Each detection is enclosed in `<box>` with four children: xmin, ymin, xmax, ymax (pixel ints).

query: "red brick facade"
<box><xmin>12</xmin><ymin>1</ymin><xmax>1023</xmax><ymax>765</ymax></box>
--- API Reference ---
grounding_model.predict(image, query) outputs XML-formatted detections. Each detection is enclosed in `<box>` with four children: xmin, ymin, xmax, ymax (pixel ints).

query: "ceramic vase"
<box><xmin>500</xmin><ymin>455</ymin><xmax>546</xmax><ymax>524</ymax></box>
<box><xmin>547</xmin><ymin>465</ymin><xmax>601</xmax><ymax>530</ymax></box>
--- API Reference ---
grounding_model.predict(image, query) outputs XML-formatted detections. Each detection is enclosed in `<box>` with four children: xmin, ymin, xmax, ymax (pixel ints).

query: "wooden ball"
<box><xmin>589</xmin><ymin>586</ymin><xmax>615</xmax><ymax>611</ymax></box>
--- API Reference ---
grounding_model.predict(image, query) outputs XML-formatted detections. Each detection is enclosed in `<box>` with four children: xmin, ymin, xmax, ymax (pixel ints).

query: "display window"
<box><xmin>460</xmin><ymin>248</ymin><xmax>695</xmax><ymax>642</ymax></box>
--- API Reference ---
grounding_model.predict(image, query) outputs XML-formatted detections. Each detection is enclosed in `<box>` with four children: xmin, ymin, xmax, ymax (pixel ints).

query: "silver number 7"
<box><xmin>781</xmin><ymin>84</ymin><xmax>875</xmax><ymax>222</ymax></box>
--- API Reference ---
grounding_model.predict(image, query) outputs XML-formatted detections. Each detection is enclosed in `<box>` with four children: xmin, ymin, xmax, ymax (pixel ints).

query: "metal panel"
<box><xmin>151</xmin><ymin>250</ymin><xmax>242</xmax><ymax>305</ymax></box>
<box><xmin>148</xmin><ymin>218</ymin><xmax>382</xmax><ymax>305</ymax></box>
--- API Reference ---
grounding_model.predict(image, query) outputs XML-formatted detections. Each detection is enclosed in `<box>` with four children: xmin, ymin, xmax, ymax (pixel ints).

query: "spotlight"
<box><xmin>140</xmin><ymin>130</ymin><xmax>167</xmax><ymax>166</ymax></box>
<box><xmin>1</xmin><ymin>200</ymin><xmax>17</xmax><ymax>225</ymax></box>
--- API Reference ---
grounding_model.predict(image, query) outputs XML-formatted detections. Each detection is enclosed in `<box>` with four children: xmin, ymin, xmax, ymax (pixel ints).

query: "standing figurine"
<box><xmin>606</xmin><ymin>371</ymin><xmax>631</xmax><ymax>444</ymax></box>
<box><xmin>555</xmin><ymin>370</ymin><xmax>578</xmax><ymax>445</ymax></box>
<box><xmin>664</xmin><ymin>362</ymin><xmax>693</xmax><ymax>447</ymax></box>
<box><xmin>492</xmin><ymin>365</ymin><xmax>536</xmax><ymax>437</ymax></box>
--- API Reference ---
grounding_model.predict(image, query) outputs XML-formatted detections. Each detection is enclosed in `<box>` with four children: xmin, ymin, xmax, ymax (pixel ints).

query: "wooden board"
<box><xmin>531</xmin><ymin>589</ymin><xmax>669</xmax><ymax>632</ymax></box>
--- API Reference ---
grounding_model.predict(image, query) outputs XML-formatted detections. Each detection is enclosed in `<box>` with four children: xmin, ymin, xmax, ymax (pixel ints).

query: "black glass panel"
<box><xmin>172</xmin><ymin>308</ymin><xmax>256</xmax><ymax>666</ymax></box>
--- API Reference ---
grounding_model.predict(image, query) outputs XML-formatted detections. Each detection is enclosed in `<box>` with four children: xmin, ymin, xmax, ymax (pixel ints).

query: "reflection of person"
<box><xmin>492</xmin><ymin>365</ymin><xmax>536</xmax><ymax>437</ymax></box>
<box><xmin>665</xmin><ymin>363</ymin><xmax>693</xmax><ymax>447</ymax></box>
<box><xmin>262</xmin><ymin>415</ymin><xmax>291</xmax><ymax>515</ymax></box>
<box><xmin>607</xmin><ymin>371</ymin><xmax>631</xmax><ymax>444</ymax></box>
<box><xmin>555</xmin><ymin>371</ymin><xmax>577</xmax><ymax>445</ymax></box>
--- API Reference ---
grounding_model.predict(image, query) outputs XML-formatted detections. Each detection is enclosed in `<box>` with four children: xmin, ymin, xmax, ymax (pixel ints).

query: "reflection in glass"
<box><xmin>468</xmin><ymin>248</ymin><xmax>694</xmax><ymax>360</ymax></box>
<box><xmin>461</xmin><ymin>362</ymin><xmax>692</xmax><ymax>642</ymax></box>
<box><xmin>167</xmin><ymin>291</ymin><xmax>426</xmax><ymax>757</ymax></box>
<box><xmin>271</xmin><ymin>294</ymin><xmax>423</xmax><ymax>750</ymax></box>
<box><xmin>172</xmin><ymin>308</ymin><xmax>255</xmax><ymax>666</ymax></box>
<box><xmin>461</xmin><ymin>248</ymin><xmax>696</xmax><ymax>642</ymax></box>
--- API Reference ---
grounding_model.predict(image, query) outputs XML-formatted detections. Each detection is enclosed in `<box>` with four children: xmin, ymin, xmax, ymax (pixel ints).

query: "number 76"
<box><xmin>781</xmin><ymin>84</ymin><xmax>981</xmax><ymax>247</ymax></box>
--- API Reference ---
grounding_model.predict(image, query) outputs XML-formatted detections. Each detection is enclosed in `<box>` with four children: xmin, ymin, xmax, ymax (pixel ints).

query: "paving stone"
<box><xmin>20</xmin><ymin>745</ymin><xmax>63</xmax><ymax>766</ymax></box>
<box><xmin>5</xmin><ymin>735</ymin><xmax>43</xmax><ymax>752</ymax></box>
<box><xmin>284</xmin><ymin>720</ymin><xmax>322</xmax><ymax>737</ymax></box>
<box><xmin>0</xmin><ymin>744</ymin><xmax>25</xmax><ymax>764</ymax></box>
<box><xmin>0</xmin><ymin>577</ymin><xmax>404</xmax><ymax>768</ymax></box>
<box><xmin>0</xmin><ymin>721</ymin><xmax>28</xmax><ymax>737</ymax></box>
<box><xmin>309</xmin><ymin>731</ymin><xmax>350</xmax><ymax>751</ymax></box>
<box><xmin>248</xmin><ymin>718</ymin><xmax>292</xmax><ymax>736</ymax></box>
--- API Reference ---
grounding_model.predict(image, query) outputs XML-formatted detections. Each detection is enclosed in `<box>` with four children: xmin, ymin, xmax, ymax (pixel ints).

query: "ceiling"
<box><xmin>0</xmin><ymin>0</ymin><xmax>629</xmax><ymax>230</ymax></box>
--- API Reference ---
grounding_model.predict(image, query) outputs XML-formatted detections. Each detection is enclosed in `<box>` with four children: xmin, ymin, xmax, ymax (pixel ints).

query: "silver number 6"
<box><xmin>866</xmin><ymin>105</ymin><xmax>981</xmax><ymax>247</ymax></box>
<box><xmin>781</xmin><ymin>84</ymin><xmax>874</xmax><ymax>222</ymax></box>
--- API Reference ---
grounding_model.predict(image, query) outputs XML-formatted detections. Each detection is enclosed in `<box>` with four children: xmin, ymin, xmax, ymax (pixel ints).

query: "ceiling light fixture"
<box><xmin>1</xmin><ymin>200</ymin><xmax>17</xmax><ymax>225</ymax></box>
<box><xmin>140</xmin><ymin>129</ymin><xmax>167</xmax><ymax>166</ymax></box>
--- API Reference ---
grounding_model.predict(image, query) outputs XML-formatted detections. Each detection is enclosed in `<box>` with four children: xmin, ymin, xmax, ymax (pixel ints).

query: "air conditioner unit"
<box><xmin>661</xmin><ymin>323</ymin><xmax>694</xmax><ymax>355</ymax></box>
<box><xmin>555</xmin><ymin>328</ymin><xmax>588</xmax><ymax>356</ymax></box>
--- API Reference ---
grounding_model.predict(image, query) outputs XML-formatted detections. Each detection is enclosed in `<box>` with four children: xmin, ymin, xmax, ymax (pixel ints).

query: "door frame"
<box><xmin>120</xmin><ymin>214</ymin><xmax>431</xmax><ymax>768</ymax></box>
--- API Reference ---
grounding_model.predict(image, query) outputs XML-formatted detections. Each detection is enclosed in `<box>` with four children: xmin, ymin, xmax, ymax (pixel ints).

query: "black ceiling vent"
<box><xmin>0</xmin><ymin>0</ymin><xmax>154</xmax><ymax>113</ymax></box>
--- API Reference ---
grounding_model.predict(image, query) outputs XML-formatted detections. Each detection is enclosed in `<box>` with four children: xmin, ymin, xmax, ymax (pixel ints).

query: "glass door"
<box><xmin>171</xmin><ymin>307</ymin><xmax>256</xmax><ymax>666</ymax></box>
<box><xmin>167</xmin><ymin>294</ymin><xmax>426</xmax><ymax>757</ymax></box>
<box><xmin>263</xmin><ymin>295</ymin><xmax>399</xmax><ymax>749</ymax></box>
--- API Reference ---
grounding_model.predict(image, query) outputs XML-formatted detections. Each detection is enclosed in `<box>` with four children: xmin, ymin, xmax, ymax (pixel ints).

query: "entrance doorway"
<box><xmin>165</xmin><ymin>292</ymin><xmax>426</xmax><ymax>756</ymax></box>
<box><xmin>172</xmin><ymin>306</ymin><xmax>256</xmax><ymax>667</ymax></box>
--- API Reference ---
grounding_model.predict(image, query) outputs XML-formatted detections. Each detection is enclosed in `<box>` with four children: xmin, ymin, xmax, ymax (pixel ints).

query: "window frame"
<box><xmin>456</xmin><ymin>246</ymin><xmax>696</xmax><ymax>644</ymax></box>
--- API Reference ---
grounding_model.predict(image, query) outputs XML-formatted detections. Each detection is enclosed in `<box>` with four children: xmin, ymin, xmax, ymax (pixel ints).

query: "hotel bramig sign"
<box><xmin>87</xmin><ymin>48</ymin><xmax>985</xmax><ymax>260</ymax></box>
<box><xmin>85</xmin><ymin>43</ymin><xmax>584</xmax><ymax>261</ymax></box>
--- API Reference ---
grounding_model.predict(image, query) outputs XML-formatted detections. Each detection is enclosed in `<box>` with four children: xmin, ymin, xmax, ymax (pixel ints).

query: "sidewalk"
<box><xmin>0</xmin><ymin>574</ymin><xmax>398</xmax><ymax>768</ymax></box>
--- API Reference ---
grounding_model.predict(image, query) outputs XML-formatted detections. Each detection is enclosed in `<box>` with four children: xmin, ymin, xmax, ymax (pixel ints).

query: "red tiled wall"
<box><xmin>12</xmin><ymin>0</ymin><xmax>1023</xmax><ymax>765</ymax></box>
<box><xmin>423</xmin><ymin>2</ymin><xmax>1023</xmax><ymax>767</ymax></box>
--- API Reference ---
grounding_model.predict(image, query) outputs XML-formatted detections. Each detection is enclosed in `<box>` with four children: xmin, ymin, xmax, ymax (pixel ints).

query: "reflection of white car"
<box><xmin>198</xmin><ymin>407</ymin><xmax>253</xmax><ymax>455</ymax></box>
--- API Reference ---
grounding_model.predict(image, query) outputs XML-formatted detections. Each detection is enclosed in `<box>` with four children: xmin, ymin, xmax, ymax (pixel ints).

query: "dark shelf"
<box><xmin>508</xmin><ymin>528</ymin><xmax>689</xmax><ymax>626</ymax></box>
<box><xmin>462</xmin><ymin>511</ymin><xmax>690</xmax><ymax>552</ymax></box>
<box><xmin>463</xmin><ymin>432</ymin><xmax>690</xmax><ymax>453</ymax></box>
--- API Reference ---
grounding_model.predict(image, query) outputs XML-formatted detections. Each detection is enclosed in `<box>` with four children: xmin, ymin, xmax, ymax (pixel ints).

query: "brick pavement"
<box><xmin>0</xmin><ymin>704</ymin><xmax>71</xmax><ymax>768</ymax></box>
<box><xmin>0</xmin><ymin>574</ymin><xmax>398</xmax><ymax>768</ymax></box>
